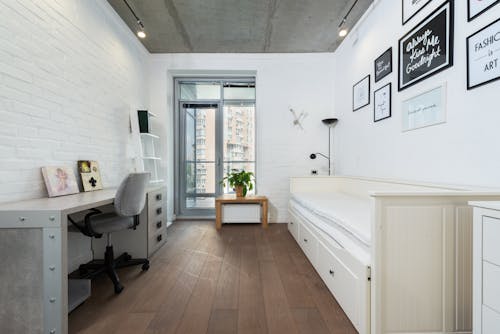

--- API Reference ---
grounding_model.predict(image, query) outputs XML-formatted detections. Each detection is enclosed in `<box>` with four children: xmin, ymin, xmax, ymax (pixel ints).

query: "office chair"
<box><xmin>69</xmin><ymin>172</ymin><xmax>151</xmax><ymax>294</ymax></box>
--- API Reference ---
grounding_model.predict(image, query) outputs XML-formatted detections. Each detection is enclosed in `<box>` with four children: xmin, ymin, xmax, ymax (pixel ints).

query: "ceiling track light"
<box><xmin>338</xmin><ymin>0</ymin><xmax>359</xmax><ymax>38</ymax></box>
<box><xmin>123</xmin><ymin>0</ymin><xmax>147</xmax><ymax>39</ymax></box>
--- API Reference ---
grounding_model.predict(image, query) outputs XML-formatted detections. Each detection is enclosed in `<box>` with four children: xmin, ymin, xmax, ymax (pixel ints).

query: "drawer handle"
<box><xmin>303</xmin><ymin>238</ymin><xmax>308</xmax><ymax>243</ymax></box>
<box><xmin>157</xmin><ymin>234</ymin><xmax>162</xmax><ymax>242</ymax></box>
<box><xmin>329</xmin><ymin>269</ymin><xmax>335</xmax><ymax>277</ymax></box>
<box><xmin>156</xmin><ymin>221</ymin><xmax>162</xmax><ymax>229</ymax></box>
<box><xmin>156</xmin><ymin>208</ymin><xmax>162</xmax><ymax>215</ymax></box>
<box><xmin>156</xmin><ymin>194</ymin><xmax>162</xmax><ymax>201</ymax></box>
<box><xmin>290</xmin><ymin>222</ymin><xmax>294</xmax><ymax>225</ymax></box>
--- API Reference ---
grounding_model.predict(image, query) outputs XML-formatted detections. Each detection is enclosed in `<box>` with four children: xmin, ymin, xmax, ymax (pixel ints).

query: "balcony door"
<box><xmin>175</xmin><ymin>79</ymin><xmax>256</xmax><ymax>218</ymax></box>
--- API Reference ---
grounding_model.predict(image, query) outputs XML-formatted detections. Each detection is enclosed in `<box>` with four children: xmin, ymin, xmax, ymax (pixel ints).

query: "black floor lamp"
<box><xmin>310</xmin><ymin>118</ymin><xmax>338</xmax><ymax>176</ymax></box>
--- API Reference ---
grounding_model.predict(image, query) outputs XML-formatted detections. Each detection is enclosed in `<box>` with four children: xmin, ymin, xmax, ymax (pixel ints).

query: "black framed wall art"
<box><xmin>353</xmin><ymin>75</ymin><xmax>370</xmax><ymax>111</ymax></box>
<box><xmin>374</xmin><ymin>83</ymin><xmax>392</xmax><ymax>122</ymax></box>
<box><xmin>374</xmin><ymin>48</ymin><xmax>392</xmax><ymax>82</ymax></box>
<box><xmin>398</xmin><ymin>0</ymin><xmax>454</xmax><ymax>91</ymax></box>
<box><xmin>402</xmin><ymin>0</ymin><xmax>432</xmax><ymax>25</ymax></box>
<box><xmin>468</xmin><ymin>0</ymin><xmax>500</xmax><ymax>21</ymax></box>
<box><xmin>467</xmin><ymin>18</ymin><xmax>500</xmax><ymax>89</ymax></box>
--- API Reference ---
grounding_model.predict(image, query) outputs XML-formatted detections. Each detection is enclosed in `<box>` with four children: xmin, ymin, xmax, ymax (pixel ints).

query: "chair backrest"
<box><xmin>114</xmin><ymin>172</ymin><xmax>151</xmax><ymax>217</ymax></box>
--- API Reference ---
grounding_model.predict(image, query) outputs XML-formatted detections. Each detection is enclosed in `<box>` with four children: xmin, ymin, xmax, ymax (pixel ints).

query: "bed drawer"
<box><xmin>299</xmin><ymin>222</ymin><xmax>317</xmax><ymax>264</ymax></box>
<box><xmin>288</xmin><ymin>218</ymin><xmax>299</xmax><ymax>242</ymax></box>
<box><xmin>483</xmin><ymin>216</ymin><xmax>500</xmax><ymax>266</ymax></box>
<box><xmin>317</xmin><ymin>240</ymin><xmax>359</xmax><ymax>328</ymax></box>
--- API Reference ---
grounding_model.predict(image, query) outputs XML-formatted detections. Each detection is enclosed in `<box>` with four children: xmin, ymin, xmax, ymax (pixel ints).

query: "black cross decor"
<box><xmin>88</xmin><ymin>177</ymin><xmax>97</xmax><ymax>188</ymax></box>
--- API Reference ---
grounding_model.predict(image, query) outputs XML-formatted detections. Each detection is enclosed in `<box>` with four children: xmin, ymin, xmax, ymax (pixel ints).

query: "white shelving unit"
<box><xmin>131</xmin><ymin>110</ymin><xmax>163</xmax><ymax>184</ymax></box>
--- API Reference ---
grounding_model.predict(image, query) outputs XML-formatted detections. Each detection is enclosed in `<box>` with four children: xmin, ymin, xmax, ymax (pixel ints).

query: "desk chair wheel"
<box><xmin>141</xmin><ymin>262</ymin><xmax>150</xmax><ymax>271</ymax></box>
<box><xmin>114</xmin><ymin>283</ymin><xmax>124</xmax><ymax>294</ymax></box>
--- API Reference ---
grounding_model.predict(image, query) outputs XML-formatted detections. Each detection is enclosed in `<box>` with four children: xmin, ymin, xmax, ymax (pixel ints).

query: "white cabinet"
<box><xmin>470</xmin><ymin>202</ymin><xmax>500</xmax><ymax>334</ymax></box>
<box><xmin>93</xmin><ymin>186</ymin><xmax>167</xmax><ymax>259</ymax></box>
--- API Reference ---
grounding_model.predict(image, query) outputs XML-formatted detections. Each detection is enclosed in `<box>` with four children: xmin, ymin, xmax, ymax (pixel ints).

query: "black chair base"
<box><xmin>76</xmin><ymin>246</ymin><xmax>149</xmax><ymax>294</ymax></box>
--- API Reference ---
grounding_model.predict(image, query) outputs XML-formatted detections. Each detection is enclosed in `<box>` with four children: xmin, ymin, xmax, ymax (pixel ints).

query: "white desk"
<box><xmin>0</xmin><ymin>189</ymin><xmax>116</xmax><ymax>334</ymax></box>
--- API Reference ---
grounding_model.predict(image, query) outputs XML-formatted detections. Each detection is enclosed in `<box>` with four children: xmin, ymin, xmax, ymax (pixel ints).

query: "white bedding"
<box><xmin>289</xmin><ymin>192</ymin><xmax>372</xmax><ymax>264</ymax></box>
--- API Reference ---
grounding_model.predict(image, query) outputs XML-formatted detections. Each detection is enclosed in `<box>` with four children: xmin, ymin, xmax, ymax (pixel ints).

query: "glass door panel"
<box><xmin>181</xmin><ymin>103</ymin><xmax>219</xmax><ymax>215</ymax></box>
<box><xmin>223</xmin><ymin>102</ymin><xmax>256</xmax><ymax>195</ymax></box>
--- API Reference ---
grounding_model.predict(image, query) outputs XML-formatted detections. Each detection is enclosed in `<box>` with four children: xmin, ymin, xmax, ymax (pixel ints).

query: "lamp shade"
<box><xmin>322</xmin><ymin>118</ymin><xmax>338</xmax><ymax>126</ymax></box>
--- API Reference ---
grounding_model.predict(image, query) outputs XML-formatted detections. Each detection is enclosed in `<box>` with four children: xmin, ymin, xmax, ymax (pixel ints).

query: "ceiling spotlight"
<box><xmin>124</xmin><ymin>0</ymin><xmax>147</xmax><ymax>39</ymax></box>
<box><xmin>137</xmin><ymin>30</ymin><xmax>146</xmax><ymax>39</ymax></box>
<box><xmin>337</xmin><ymin>0</ymin><xmax>359</xmax><ymax>38</ymax></box>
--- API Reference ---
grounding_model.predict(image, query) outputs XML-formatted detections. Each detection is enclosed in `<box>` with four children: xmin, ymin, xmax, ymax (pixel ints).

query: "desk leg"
<box><xmin>216</xmin><ymin>201</ymin><xmax>222</xmax><ymax>230</ymax></box>
<box><xmin>262</xmin><ymin>200</ymin><xmax>268</xmax><ymax>229</ymax></box>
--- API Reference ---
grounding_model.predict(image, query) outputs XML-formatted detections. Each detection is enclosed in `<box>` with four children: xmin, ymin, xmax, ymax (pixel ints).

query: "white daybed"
<box><xmin>288</xmin><ymin>176</ymin><xmax>500</xmax><ymax>334</ymax></box>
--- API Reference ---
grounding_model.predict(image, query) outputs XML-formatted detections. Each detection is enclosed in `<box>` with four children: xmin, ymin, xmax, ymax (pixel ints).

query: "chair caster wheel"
<box><xmin>141</xmin><ymin>263</ymin><xmax>150</xmax><ymax>271</ymax></box>
<box><xmin>114</xmin><ymin>284</ymin><xmax>124</xmax><ymax>294</ymax></box>
<box><xmin>124</xmin><ymin>253</ymin><xmax>132</xmax><ymax>261</ymax></box>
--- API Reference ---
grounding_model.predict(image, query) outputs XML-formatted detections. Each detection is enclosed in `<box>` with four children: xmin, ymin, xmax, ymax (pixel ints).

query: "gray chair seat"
<box><xmin>88</xmin><ymin>213</ymin><xmax>135</xmax><ymax>234</ymax></box>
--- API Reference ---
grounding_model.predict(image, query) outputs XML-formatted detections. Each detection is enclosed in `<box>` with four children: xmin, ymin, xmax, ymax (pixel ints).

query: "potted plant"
<box><xmin>220</xmin><ymin>170</ymin><xmax>254</xmax><ymax>197</ymax></box>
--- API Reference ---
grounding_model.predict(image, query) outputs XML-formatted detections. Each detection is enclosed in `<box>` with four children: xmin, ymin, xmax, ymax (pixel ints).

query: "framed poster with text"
<box><xmin>398</xmin><ymin>0</ymin><xmax>454</xmax><ymax>91</ymax></box>
<box><xmin>467</xmin><ymin>18</ymin><xmax>500</xmax><ymax>89</ymax></box>
<box><xmin>402</xmin><ymin>83</ymin><xmax>446</xmax><ymax>131</ymax></box>
<box><xmin>374</xmin><ymin>47</ymin><xmax>393</xmax><ymax>82</ymax></box>
<box><xmin>468</xmin><ymin>0</ymin><xmax>500</xmax><ymax>21</ymax></box>
<box><xmin>402</xmin><ymin>0</ymin><xmax>432</xmax><ymax>25</ymax></box>
<box><xmin>353</xmin><ymin>75</ymin><xmax>370</xmax><ymax>111</ymax></box>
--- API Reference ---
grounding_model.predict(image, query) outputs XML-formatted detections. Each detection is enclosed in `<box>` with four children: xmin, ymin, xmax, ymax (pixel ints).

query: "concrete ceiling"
<box><xmin>107</xmin><ymin>0</ymin><xmax>373</xmax><ymax>53</ymax></box>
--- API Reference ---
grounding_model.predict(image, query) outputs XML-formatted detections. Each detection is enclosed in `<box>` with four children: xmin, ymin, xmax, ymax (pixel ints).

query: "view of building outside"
<box><xmin>181</xmin><ymin>81</ymin><xmax>255</xmax><ymax>210</ymax></box>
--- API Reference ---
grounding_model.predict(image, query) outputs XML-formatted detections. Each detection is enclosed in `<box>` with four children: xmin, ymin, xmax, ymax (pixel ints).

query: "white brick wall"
<box><xmin>0</xmin><ymin>0</ymin><xmax>149</xmax><ymax>203</ymax></box>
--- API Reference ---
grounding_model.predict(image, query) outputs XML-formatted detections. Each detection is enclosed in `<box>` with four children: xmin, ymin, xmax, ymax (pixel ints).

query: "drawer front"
<box><xmin>149</xmin><ymin>216</ymin><xmax>165</xmax><ymax>234</ymax></box>
<box><xmin>148</xmin><ymin>189</ymin><xmax>164</xmax><ymax>207</ymax></box>
<box><xmin>317</xmin><ymin>240</ymin><xmax>359</xmax><ymax>327</ymax></box>
<box><xmin>299</xmin><ymin>222</ymin><xmax>317</xmax><ymax>265</ymax></box>
<box><xmin>483</xmin><ymin>261</ymin><xmax>500</xmax><ymax>314</ymax></box>
<box><xmin>288</xmin><ymin>217</ymin><xmax>299</xmax><ymax>242</ymax></box>
<box><xmin>148</xmin><ymin>228</ymin><xmax>166</xmax><ymax>255</ymax></box>
<box><xmin>483</xmin><ymin>216</ymin><xmax>500</xmax><ymax>266</ymax></box>
<box><xmin>483</xmin><ymin>305</ymin><xmax>500</xmax><ymax>334</ymax></box>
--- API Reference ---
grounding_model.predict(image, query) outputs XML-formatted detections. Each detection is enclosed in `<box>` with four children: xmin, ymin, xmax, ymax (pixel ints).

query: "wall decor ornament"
<box><xmin>402</xmin><ymin>83</ymin><xmax>446</xmax><ymax>131</ymax></box>
<box><xmin>402</xmin><ymin>0</ymin><xmax>432</xmax><ymax>25</ymax></box>
<box><xmin>374</xmin><ymin>47</ymin><xmax>393</xmax><ymax>82</ymax></box>
<box><xmin>398</xmin><ymin>0</ymin><xmax>454</xmax><ymax>91</ymax></box>
<box><xmin>352</xmin><ymin>75</ymin><xmax>370</xmax><ymax>111</ymax></box>
<box><xmin>468</xmin><ymin>0</ymin><xmax>500</xmax><ymax>21</ymax></box>
<box><xmin>374</xmin><ymin>83</ymin><xmax>392</xmax><ymax>122</ymax></box>
<box><xmin>466</xmin><ymin>18</ymin><xmax>500</xmax><ymax>90</ymax></box>
<box><xmin>289</xmin><ymin>107</ymin><xmax>308</xmax><ymax>130</ymax></box>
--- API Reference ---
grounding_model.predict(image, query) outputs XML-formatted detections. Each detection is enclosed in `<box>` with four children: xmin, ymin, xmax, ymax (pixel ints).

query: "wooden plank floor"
<box><xmin>69</xmin><ymin>221</ymin><xmax>357</xmax><ymax>334</ymax></box>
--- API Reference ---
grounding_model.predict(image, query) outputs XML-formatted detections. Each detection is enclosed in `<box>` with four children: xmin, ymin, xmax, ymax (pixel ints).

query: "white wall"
<box><xmin>0</xmin><ymin>0</ymin><xmax>149</xmax><ymax>270</ymax></box>
<box><xmin>148</xmin><ymin>53</ymin><xmax>336</xmax><ymax>223</ymax></box>
<box><xmin>0</xmin><ymin>0</ymin><xmax>149</xmax><ymax>204</ymax></box>
<box><xmin>333</xmin><ymin>0</ymin><xmax>500</xmax><ymax>187</ymax></box>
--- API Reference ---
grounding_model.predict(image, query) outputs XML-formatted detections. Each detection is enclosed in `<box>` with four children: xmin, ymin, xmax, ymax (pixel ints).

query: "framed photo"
<box><xmin>41</xmin><ymin>166</ymin><xmax>79</xmax><ymax>197</ymax></box>
<box><xmin>353</xmin><ymin>75</ymin><xmax>370</xmax><ymax>111</ymax></box>
<box><xmin>402</xmin><ymin>0</ymin><xmax>432</xmax><ymax>25</ymax></box>
<box><xmin>374</xmin><ymin>83</ymin><xmax>392</xmax><ymax>122</ymax></box>
<box><xmin>398</xmin><ymin>0</ymin><xmax>454</xmax><ymax>91</ymax></box>
<box><xmin>374</xmin><ymin>47</ymin><xmax>393</xmax><ymax>82</ymax></box>
<box><xmin>78</xmin><ymin>160</ymin><xmax>103</xmax><ymax>192</ymax></box>
<box><xmin>468</xmin><ymin>0</ymin><xmax>500</xmax><ymax>21</ymax></box>
<box><xmin>467</xmin><ymin>18</ymin><xmax>500</xmax><ymax>90</ymax></box>
<box><xmin>402</xmin><ymin>83</ymin><xmax>446</xmax><ymax>131</ymax></box>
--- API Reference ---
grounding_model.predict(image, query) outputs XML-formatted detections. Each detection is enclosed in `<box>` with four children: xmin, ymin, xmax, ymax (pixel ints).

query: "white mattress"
<box><xmin>289</xmin><ymin>192</ymin><xmax>372</xmax><ymax>264</ymax></box>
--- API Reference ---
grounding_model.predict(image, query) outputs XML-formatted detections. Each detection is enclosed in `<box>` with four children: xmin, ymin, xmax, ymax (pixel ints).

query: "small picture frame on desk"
<box><xmin>78</xmin><ymin>160</ymin><xmax>103</xmax><ymax>192</ymax></box>
<box><xmin>41</xmin><ymin>166</ymin><xmax>79</xmax><ymax>197</ymax></box>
